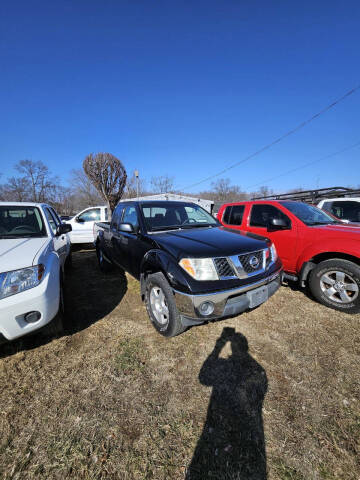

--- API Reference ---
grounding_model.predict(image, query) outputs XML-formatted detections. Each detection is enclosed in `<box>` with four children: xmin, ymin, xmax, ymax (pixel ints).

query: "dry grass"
<box><xmin>0</xmin><ymin>250</ymin><xmax>359</xmax><ymax>479</ymax></box>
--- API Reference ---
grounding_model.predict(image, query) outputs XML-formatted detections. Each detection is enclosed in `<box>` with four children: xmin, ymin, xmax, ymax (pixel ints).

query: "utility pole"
<box><xmin>134</xmin><ymin>169</ymin><xmax>139</xmax><ymax>198</ymax></box>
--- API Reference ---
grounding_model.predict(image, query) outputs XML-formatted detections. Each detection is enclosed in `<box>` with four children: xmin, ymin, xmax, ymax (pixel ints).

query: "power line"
<box><xmin>177</xmin><ymin>83</ymin><xmax>360</xmax><ymax>192</ymax></box>
<box><xmin>244</xmin><ymin>140</ymin><xmax>360</xmax><ymax>190</ymax></box>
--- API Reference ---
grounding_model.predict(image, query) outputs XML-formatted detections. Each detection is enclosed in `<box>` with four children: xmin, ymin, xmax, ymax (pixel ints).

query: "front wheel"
<box><xmin>145</xmin><ymin>272</ymin><xmax>186</xmax><ymax>337</ymax></box>
<box><xmin>309</xmin><ymin>259</ymin><xmax>360</xmax><ymax>314</ymax></box>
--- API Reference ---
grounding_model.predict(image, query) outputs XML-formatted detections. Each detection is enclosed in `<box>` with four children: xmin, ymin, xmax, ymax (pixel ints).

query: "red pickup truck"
<box><xmin>217</xmin><ymin>200</ymin><xmax>360</xmax><ymax>314</ymax></box>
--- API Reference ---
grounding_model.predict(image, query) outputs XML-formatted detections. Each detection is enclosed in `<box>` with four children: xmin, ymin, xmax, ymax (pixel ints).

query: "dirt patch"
<box><xmin>0</xmin><ymin>250</ymin><xmax>359</xmax><ymax>479</ymax></box>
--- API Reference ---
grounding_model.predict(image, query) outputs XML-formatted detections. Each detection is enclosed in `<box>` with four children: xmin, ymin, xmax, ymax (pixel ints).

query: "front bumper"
<box><xmin>174</xmin><ymin>268</ymin><xmax>282</xmax><ymax>322</ymax></box>
<box><xmin>0</xmin><ymin>270</ymin><xmax>60</xmax><ymax>341</ymax></box>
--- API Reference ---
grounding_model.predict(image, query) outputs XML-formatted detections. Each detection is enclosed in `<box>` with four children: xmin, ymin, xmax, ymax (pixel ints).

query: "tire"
<box><xmin>96</xmin><ymin>244</ymin><xmax>114</xmax><ymax>273</ymax></box>
<box><xmin>144</xmin><ymin>272</ymin><xmax>186</xmax><ymax>337</ymax></box>
<box><xmin>309</xmin><ymin>259</ymin><xmax>360</xmax><ymax>314</ymax></box>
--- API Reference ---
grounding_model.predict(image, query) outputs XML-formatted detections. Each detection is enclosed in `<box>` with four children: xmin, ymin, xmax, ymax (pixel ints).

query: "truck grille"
<box><xmin>213</xmin><ymin>257</ymin><xmax>236</xmax><ymax>278</ymax></box>
<box><xmin>238</xmin><ymin>250</ymin><xmax>264</xmax><ymax>274</ymax></box>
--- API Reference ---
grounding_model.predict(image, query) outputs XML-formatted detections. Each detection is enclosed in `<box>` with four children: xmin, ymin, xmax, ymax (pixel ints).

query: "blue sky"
<box><xmin>1</xmin><ymin>0</ymin><xmax>359</xmax><ymax>194</ymax></box>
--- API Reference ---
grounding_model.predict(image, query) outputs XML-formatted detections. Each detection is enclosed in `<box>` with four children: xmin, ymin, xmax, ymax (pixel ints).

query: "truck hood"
<box><xmin>310</xmin><ymin>223</ymin><xmax>360</xmax><ymax>240</ymax></box>
<box><xmin>0</xmin><ymin>238</ymin><xmax>49</xmax><ymax>273</ymax></box>
<box><xmin>152</xmin><ymin>226</ymin><xmax>268</xmax><ymax>260</ymax></box>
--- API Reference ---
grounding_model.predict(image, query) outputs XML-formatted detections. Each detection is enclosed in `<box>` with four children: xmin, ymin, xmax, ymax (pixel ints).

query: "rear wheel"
<box><xmin>96</xmin><ymin>244</ymin><xmax>114</xmax><ymax>273</ymax></box>
<box><xmin>145</xmin><ymin>272</ymin><xmax>185</xmax><ymax>337</ymax></box>
<box><xmin>309</xmin><ymin>259</ymin><xmax>360</xmax><ymax>314</ymax></box>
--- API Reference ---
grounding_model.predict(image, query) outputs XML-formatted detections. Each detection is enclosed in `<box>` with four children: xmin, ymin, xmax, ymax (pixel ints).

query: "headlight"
<box><xmin>270</xmin><ymin>244</ymin><xmax>278</xmax><ymax>261</ymax></box>
<box><xmin>179</xmin><ymin>258</ymin><xmax>219</xmax><ymax>281</ymax></box>
<box><xmin>0</xmin><ymin>265</ymin><xmax>45</xmax><ymax>300</ymax></box>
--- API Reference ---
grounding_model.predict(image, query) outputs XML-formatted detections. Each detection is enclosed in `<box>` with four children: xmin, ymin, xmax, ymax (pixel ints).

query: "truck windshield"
<box><xmin>0</xmin><ymin>206</ymin><xmax>47</xmax><ymax>238</ymax></box>
<box><xmin>141</xmin><ymin>203</ymin><xmax>218</xmax><ymax>231</ymax></box>
<box><xmin>281</xmin><ymin>201</ymin><xmax>338</xmax><ymax>226</ymax></box>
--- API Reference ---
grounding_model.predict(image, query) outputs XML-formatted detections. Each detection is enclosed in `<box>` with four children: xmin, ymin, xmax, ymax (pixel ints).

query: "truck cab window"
<box><xmin>44</xmin><ymin>208</ymin><xmax>59</xmax><ymax>235</ymax></box>
<box><xmin>111</xmin><ymin>206</ymin><xmax>124</xmax><ymax>230</ymax></box>
<box><xmin>223</xmin><ymin>205</ymin><xmax>245</xmax><ymax>225</ymax></box>
<box><xmin>250</xmin><ymin>205</ymin><xmax>290</xmax><ymax>228</ymax></box>
<box><xmin>78</xmin><ymin>208</ymin><xmax>101</xmax><ymax>222</ymax></box>
<box><xmin>331</xmin><ymin>201</ymin><xmax>360</xmax><ymax>222</ymax></box>
<box><xmin>122</xmin><ymin>206</ymin><xmax>139</xmax><ymax>229</ymax></box>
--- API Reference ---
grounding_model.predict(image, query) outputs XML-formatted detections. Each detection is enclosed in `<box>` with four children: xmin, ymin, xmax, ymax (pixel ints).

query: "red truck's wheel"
<box><xmin>145</xmin><ymin>272</ymin><xmax>186</xmax><ymax>337</ymax></box>
<box><xmin>309</xmin><ymin>259</ymin><xmax>360</xmax><ymax>314</ymax></box>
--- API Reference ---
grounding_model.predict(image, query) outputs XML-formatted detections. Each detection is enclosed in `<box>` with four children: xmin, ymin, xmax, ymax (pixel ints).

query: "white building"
<box><xmin>120</xmin><ymin>193</ymin><xmax>214</xmax><ymax>214</ymax></box>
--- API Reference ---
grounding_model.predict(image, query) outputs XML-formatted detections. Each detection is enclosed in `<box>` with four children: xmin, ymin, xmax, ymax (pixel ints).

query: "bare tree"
<box><xmin>250</xmin><ymin>186</ymin><xmax>274</xmax><ymax>199</ymax></box>
<box><xmin>3</xmin><ymin>176</ymin><xmax>31</xmax><ymax>201</ymax></box>
<box><xmin>14</xmin><ymin>160</ymin><xmax>58</xmax><ymax>202</ymax></box>
<box><xmin>69</xmin><ymin>168</ymin><xmax>103</xmax><ymax>210</ymax></box>
<box><xmin>199</xmin><ymin>178</ymin><xmax>249</xmax><ymax>203</ymax></box>
<box><xmin>52</xmin><ymin>186</ymin><xmax>76</xmax><ymax>215</ymax></box>
<box><xmin>124</xmin><ymin>173</ymin><xmax>147</xmax><ymax>199</ymax></box>
<box><xmin>150</xmin><ymin>175</ymin><xmax>174</xmax><ymax>194</ymax></box>
<box><xmin>83</xmin><ymin>152</ymin><xmax>127</xmax><ymax>216</ymax></box>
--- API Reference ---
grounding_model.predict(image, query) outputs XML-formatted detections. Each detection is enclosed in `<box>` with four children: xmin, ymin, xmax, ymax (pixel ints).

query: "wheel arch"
<box><xmin>140</xmin><ymin>250</ymin><xmax>191</xmax><ymax>301</ymax></box>
<box><xmin>299</xmin><ymin>252</ymin><xmax>360</xmax><ymax>286</ymax></box>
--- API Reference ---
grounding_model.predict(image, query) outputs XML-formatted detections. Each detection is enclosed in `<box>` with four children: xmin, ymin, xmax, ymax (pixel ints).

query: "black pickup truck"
<box><xmin>94</xmin><ymin>201</ymin><xmax>283</xmax><ymax>337</ymax></box>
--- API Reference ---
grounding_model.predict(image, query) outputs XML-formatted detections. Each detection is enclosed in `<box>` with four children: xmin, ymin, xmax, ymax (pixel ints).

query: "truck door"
<box><xmin>72</xmin><ymin>208</ymin><xmax>101</xmax><ymax>243</ymax></box>
<box><xmin>114</xmin><ymin>205</ymin><xmax>149</xmax><ymax>278</ymax></box>
<box><xmin>244</xmin><ymin>204</ymin><xmax>298</xmax><ymax>272</ymax></box>
<box><xmin>44</xmin><ymin>207</ymin><xmax>68</xmax><ymax>270</ymax></box>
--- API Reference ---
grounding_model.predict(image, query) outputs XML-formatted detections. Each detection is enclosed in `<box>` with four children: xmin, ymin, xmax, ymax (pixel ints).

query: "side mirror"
<box><xmin>75</xmin><ymin>216</ymin><xmax>85</xmax><ymax>223</ymax></box>
<box><xmin>57</xmin><ymin>223</ymin><xmax>72</xmax><ymax>235</ymax></box>
<box><xmin>118</xmin><ymin>222</ymin><xmax>136</xmax><ymax>233</ymax></box>
<box><xmin>267</xmin><ymin>217</ymin><xmax>290</xmax><ymax>231</ymax></box>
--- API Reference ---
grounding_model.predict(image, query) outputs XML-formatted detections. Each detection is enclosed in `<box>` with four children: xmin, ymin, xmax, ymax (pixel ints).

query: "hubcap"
<box><xmin>320</xmin><ymin>270</ymin><xmax>359</xmax><ymax>304</ymax></box>
<box><xmin>149</xmin><ymin>286</ymin><xmax>169</xmax><ymax>325</ymax></box>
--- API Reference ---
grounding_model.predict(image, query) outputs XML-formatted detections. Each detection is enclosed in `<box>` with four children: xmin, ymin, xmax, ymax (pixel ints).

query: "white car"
<box><xmin>66</xmin><ymin>206</ymin><xmax>108</xmax><ymax>244</ymax></box>
<box><xmin>318</xmin><ymin>198</ymin><xmax>360</xmax><ymax>223</ymax></box>
<box><xmin>0</xmin><ymin>202</ymin><xmax>72</xmax><ymax>342</ymax></box>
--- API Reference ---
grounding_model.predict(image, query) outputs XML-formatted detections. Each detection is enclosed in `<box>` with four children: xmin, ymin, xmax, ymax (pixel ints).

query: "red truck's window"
<box><xmin>250</xmin><ymin>205</ymin><xmax>290</xmax><ymax>228</ymax></box>
<box><xmin>223</xmin><ymin>205</ymin><xmax>245</xmax><ymax>226</ymax></box>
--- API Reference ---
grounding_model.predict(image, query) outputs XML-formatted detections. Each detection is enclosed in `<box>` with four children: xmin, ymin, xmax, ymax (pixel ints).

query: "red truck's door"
<box><xmin>244</xmin><ymin>204</ymin><xmax>298</xmax><ymax>272</ymax></box>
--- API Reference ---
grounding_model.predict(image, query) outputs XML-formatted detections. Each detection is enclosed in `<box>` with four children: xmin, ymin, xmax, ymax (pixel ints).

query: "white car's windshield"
<box><xmin>281</xmin><ymin>201</ymin><xmax>338</xmax><ymax>226</ymax></box>
<box><xmin>141</xmin><ymin>203</ymin><xmax>218</xmax><ymax>231</ymax></box>
<box><xmin>0</xmin><ymin>206</ymin><xmax>47</xmax><ymax>238</ymax></box>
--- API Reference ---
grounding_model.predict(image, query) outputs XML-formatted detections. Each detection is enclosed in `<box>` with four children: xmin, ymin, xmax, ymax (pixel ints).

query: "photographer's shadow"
<box><xmin>187</xmin><ymin>328</ymin><xmax>268</xmax><ymax>480</ymax></box>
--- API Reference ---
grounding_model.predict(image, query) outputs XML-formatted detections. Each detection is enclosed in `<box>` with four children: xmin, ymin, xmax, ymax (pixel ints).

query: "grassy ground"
<box><xmin>0</xmin><ymin>249</ymin><xmax>359</xmax><ymax>480</ymax></box>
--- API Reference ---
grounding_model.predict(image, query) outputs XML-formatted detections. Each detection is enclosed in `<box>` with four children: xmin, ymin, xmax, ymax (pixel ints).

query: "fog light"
<box><xmin>24</xmin><ymin>311</ymin><xmax>41</xmax><ymax>323</ymax></box>
<box><xmin>199</xmin><ymin>301</ymin><xmax>215</xmax><ymax>316</ymax></box>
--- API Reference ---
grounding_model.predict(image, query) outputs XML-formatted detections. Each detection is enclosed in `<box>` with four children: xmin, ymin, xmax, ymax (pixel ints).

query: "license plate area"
<box><xmin>247</xmin><ymin>285</ymin><xmax>268</xmax><ymax>308</ymax></box>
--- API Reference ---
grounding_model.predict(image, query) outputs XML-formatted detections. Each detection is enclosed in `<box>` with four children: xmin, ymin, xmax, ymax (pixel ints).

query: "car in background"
<box><xmin>217</xmin><ymin>200</ymin><xmax>360</xmax><ymax>314</ymax></box>
<box><xmin>60</xmin><ymin>215</ymin><xmax>73</xmax><ymax>221</ymax></box>
<box><xmin>318</xmin><ymin>197</ymin><xmax>360</xmax><ymax>223</ymax></box>
<box><xmin>65</xmin><ymin>206</ymin><xmax>108</xmax><ymax>244</ymax></box>
<box><xmin>0</xmin><ymin>202</ymin><xmax>72</xmax><ymax>342</ymax></box>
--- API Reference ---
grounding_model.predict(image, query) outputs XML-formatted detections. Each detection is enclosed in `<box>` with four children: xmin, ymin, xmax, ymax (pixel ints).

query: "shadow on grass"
<box><xmin>0</xmin><ymin>250</ymin><xmax>127</xmax><ymax>358</ymax></box>
<box><xmin>186</xmin><ymin>327</ymin><xmax>267</xmax><ymax>480</ymax></box>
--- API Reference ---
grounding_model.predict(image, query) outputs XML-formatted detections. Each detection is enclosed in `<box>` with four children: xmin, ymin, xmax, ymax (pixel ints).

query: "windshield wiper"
<box><xmin>150</xmin><ymin>226</ymin><xmax>182</xmax><ymax>232</ymax></box>
<box><xmin>0</xmin><ymin>234</ymin><xmax>45</xmax><ymax>239</ymax></box>
<box><xmin>307</xmin><ymin>221</ymin><xmax>337</xmax><ymax>226</ymax></box>
<box><xmin>181</xmin><ymin>223</ymin><xmax>216</xmax><ymax>229</ymax></box>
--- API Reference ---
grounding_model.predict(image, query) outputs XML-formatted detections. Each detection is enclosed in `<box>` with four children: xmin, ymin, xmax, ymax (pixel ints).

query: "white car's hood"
<box><xmin>0</xmin><ymin>237</ymin><xmax>49</xmax><ymax>273</ymax></box>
